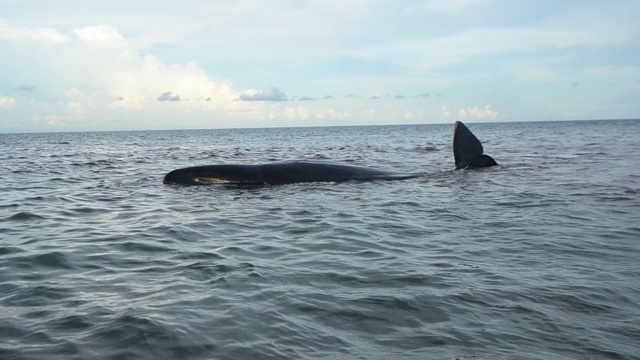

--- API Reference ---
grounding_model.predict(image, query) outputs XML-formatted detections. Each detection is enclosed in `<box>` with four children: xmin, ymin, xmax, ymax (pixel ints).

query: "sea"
<box><xmin>1</xmin><ymin>120</ymin><xmax>639</xmax><ymax>360</ymax></box>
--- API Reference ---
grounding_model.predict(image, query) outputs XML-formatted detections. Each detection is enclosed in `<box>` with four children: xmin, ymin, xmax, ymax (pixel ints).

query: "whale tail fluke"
<box><xmin>453</xmin><ymin>121</ymin><xmax>497</xmax><ymax>169</ymax></box>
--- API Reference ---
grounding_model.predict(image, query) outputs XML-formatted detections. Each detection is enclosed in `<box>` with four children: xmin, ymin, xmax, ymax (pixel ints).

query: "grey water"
<box><xmin>1</xmin><ymin>120</ymin><xmax>639</xmax><ymax>360</ymax></box>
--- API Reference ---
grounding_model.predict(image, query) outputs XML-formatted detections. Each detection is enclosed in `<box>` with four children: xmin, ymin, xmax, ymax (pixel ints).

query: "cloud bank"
<box><xmin>442</xmin><ymin>105</ymin><xmax>499</xmax><ymax>120</ymax></box>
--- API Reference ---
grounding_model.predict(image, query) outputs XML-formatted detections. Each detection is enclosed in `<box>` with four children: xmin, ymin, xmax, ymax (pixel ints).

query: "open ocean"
<box><xmin>1</xmin><ymin>120</ymin><xmax>639</xmax><ymax>360</ymax></box>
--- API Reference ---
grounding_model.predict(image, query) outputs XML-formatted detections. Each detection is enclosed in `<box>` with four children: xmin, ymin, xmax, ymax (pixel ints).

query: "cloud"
<box><xmin>369</xmin><ymin>91</ymin><xmax>385</xmax><ymax>100</ymax></box>
<box><xmin>443</xmin><ymin>104</ymin><xmax>499</xmax><ymax>120</ymax></box>
<box><xmin>0</xmin><ymin>20</ymin><xmax>68</xmax><ymax>43</ymax></box>
<box><xmin>402</xmin><ymin>110</ymin><xmax>420</xmax><ymax>120</ymax></box>
<box><xmin>0</xmin><ymin>20</ymin><xmax>244</xmax><ymax>130</ymax></box>
<box><xmin>394</xmin><ymin>95</ymin><xmax>406</xmax><ymax>99</ymax></box>
<box><xmin>441</xmin><ymin>105</ymin><xmax>452</xmax><ymax>118</ymax></box>
<box><xmin>314</xmin><ymin>108</ymin><xmax>349</xmax><ymax>120</ymax></box>
<box><xmin>299</xmin><ymin>95</ymin><xmax>316</xmax><ymax>101</ymax></box>
<box><xmin>157</xmin><ymin>91</ymin><xmax>181</xmax><ymax>101</ymax></box>
<box><xmin>273</xmin><ymin>106</ymin><xmax>351</xmax><ymax>124</ymax></box>
<box><xmin>18</xmin><ymin>85</ymin><xmax>35</xmax><ymax>92</ymax></box>
<box><xmin>74</xmin><ymin>25</ymin><xmax>123</xmax><ymax>42</ymax></box>
<box><xmin>458</xmin><ymin>105</ymin><xmax>498</xmax><ymax>119</ymax></box>
<box><xmin>284</xmin><ymin>106</ymin><xmax>310</xmax><ymax>121</ymax></box>
<box><xmin>323</xmin><ymin>95</ymin><xmax>334</xmax><ymax>100</ymax></box>
<box><xmin>238</xmin><ymin>86</ymin><xmax>287</xmax><ymax>101</ymax></box>
<box><xmin>0</xmin><ymin>96</ymin><xmax>16</xmax><ymax>108</ymax></box>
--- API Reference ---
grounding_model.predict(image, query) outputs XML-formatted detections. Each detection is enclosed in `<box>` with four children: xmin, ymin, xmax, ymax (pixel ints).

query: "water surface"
<box><xmin>1</xmin><ymin>120</ymin><xmax>639</xmax><ymax>359</ymax></box>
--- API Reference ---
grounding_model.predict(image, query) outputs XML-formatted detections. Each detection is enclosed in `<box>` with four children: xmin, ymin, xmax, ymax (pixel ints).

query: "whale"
<box><xmin>163</xmin><ymin>121</ymin><xmax>497</xmax><ymax>186</ymax></box>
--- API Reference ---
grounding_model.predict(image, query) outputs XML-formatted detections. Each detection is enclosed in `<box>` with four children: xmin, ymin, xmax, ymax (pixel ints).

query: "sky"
<box><xmin>1</xmin><ymin>0</ymin><xmax>639</xmax><ymax>132</ymax></box>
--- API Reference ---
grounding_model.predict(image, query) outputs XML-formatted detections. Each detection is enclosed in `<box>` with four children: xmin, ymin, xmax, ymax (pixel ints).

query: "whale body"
<box><xmin>163</xmin><ymin>161</ymin><xmax>418</xmax><ymax>186</ymax></box>
<box><xmin>163</xmin><ymin>121</ymin><xmax>497</xmax><ymax>186</ymax></box>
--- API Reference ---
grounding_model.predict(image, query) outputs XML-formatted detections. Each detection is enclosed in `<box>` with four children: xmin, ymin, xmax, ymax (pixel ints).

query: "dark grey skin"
<box><xmin>163</xmin><ymin>162</ymin><xmax>417</xmax><ymax>185</ymax></box>
<box><xmin>453</xmin><ymin>120</ymin><xmax>498</xmax><ymax>169</ymax></box>
<box><xmin>163</xmin><ymin>121</ymin><xmax>497</xmax><ymax>186</ymax></box>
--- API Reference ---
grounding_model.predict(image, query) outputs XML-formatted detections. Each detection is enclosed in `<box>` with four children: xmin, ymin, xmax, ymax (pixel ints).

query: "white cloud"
<box><xmin>74</xmin><ymin>25</ymin><xmax>123</xmax><ymax>42</ymax></box>
<box><xmin>441</xmin><ymin>105</ymin><xmax>451</xmax><ymax>118</ymax></box>
<box><xmin>0</xmin><ymin>21</ymin><xmax>266</xmax><ymax>130</ymax></box>
<box><xmin>43</xmin><ymin>39</ymin><xmax>241</xmax><ymax>112</ymax></box>
<box><xmin>284</xmin><ymin>106</ymin><xmax>310</xmax><ymax>121</ymax></box>
<box><xmin>0</xmin><ymin>96</ymin><xmax>16</xmax><ymax>108</ymax></box>
<box><xmin>1</xmin><ymin>20</ymin><xmax>242</xmax><ymax>110</ymax></box>
<box><xmin>45</xmin><ymin>114</ymin><xmax>64</xmax><ymax>126</ymax></box>
<box><xmin>0</xmin><ymin>20</ymin><xmax>68</xmax><ymax>43</ymax></box>
<box><xmin>458</xmin><ymin>105</ymin><xmax>498</xmax><ymax>119</ymax></box>
<box><xmin>263</xmin><ymin>105</ymin><xmax>353</xmax><ymax>126</ymax></box>
<box><xmin>314</xmin><ymin>108</ymin><xmax>349</xmax><ymax>120</ymax></box>
<box><xmin>402</xmin><ymin>110</ymin><xmax>419</xmax><ymax>120</ymax></box>
<box><xmin>363</xmin><ymin>108</ymin><xmax>377</xmax><ymax>119</ymax></box>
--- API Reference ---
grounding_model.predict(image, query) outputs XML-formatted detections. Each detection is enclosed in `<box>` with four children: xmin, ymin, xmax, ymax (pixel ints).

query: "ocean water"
<box><xmin>1</xmin><ymin>120</ymin><xmax>639</xmax><ymax>360</ymax></box>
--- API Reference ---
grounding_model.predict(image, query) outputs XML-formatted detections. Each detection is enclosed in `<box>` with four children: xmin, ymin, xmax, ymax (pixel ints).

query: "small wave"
<box><xmin>0</xmin><ymin>246</ymin><xmax>24</xmax><ymax>256</ymax></box>
<box><xmin>116</xmin><ymin>241</ymin><xmax>172</xmax><ymax>253</ymax></box>
<box><xmin>413</xmin><ymin>145</ymin><xmax>439</xmax><ymax>153</ymax></box>
<box><xmin>11</xmin><ymin>169</ymin><xmax>35</xmax><ymax>174</ymax></box>
<box><xmin>82</xmin><ymin>312</ymin><xmax>184</xmax><ymax>358</ymax></box>
<box><xmin>33</xmin><ymin>251</ymin><xmax>75</xmax><ymax>270</ymax></box>
<box><xmin>2</xmin><ymin>284</ymin><xmax>74</xmax><ymax>307</ymax></box>
<box><xmin>69</xmin><ymin>206</ymin><xmax>110</xmax><ymax>214</ymax></box>
<box><xmin>71</xmin><ymin>159</ymin><xmax>114</xmax><ymax>167</ymax></box>
<box><xmin>308</xmin><ymin>153</ymin><xmax>331</xmax><ymax>160</ymax></box>
<box><xmin>0</xmin><ymin>203</ymin><xmax>20</xmax><ymax>209</ymax></box>
<box><xmin>4</xmin><ymin>211</ymin><xmax>46</xmax><ymax>222</ymax></box>
<box><xmin>170</xmin><ymin>251</ymin><xmax>226</xmax><ymax>261</ymax></box>
<box><xmin>3</xmin><ymin>251</ymin><xmax>74</xmax><ymax>270</ymax></box>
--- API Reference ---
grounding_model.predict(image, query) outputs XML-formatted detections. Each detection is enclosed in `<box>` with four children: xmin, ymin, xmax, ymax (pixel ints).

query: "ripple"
<box><xmin>8</xmin><ymin>251</ymin><xmax>75</xmax><ymax>270</ymax></box>
<box><xmin>3</xmin><ymin>211</ymin><xmax>46</xmax><ymax>221</ymax></box>
<box><xmin>0</xmin><ymin>246</ymin><xmax>23</xmax><ymax>256</ymax></box>
<box><xmin>2</xmin><ymin>284</ymin><xmax>74</xmax><ymax>307</ymax></box>
<box><xmin>116</xmin><ymin>241</ymin><xmax>173</xmax><ymax>253</ymax></box>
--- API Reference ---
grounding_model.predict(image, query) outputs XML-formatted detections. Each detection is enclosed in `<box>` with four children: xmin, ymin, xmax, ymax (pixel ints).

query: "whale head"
<box><xmin>163</xmin><ymin>165</ymin><xmax>266</xmax><ymax>185</ymax></box>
